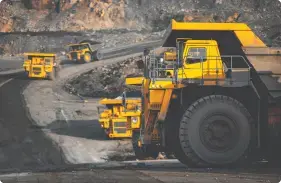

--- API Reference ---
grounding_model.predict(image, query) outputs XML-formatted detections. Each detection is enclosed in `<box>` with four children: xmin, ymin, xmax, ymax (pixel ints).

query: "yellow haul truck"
<box><xmin>97</xmin><ymin>91</ymin><xmax>142</xmax><ymax>139</ymax></box>
<box><xmin>124</xmin><ymin>19</ymin><xmax>281</xmax><ymax>167</ymax></box>
<box><xmin>67</xmin><ymin>41</ymin><xmax>103</xmax><ymax>63</ymax></box>
<box><xmin>98</xmin><ymin>91</ymin><xmax>175</xmax><ymax>159</ymax></box>
<box><xmin>23</xmin><ymin>52</ymin><xmax>60</xmax><ymax>80</ymax></box>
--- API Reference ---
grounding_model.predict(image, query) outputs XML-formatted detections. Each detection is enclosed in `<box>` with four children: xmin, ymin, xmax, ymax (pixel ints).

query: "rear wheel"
<box><xmin>132</xmin><ymin>130</ymin><xmax>159</xmax><ymax>160</ymax></box>
<box><xmin>93</xmin><ymin>50</ymin><xmax>103</xmax><ymax>61</ymax></box>
<box><xmin>174</xmin><ymin>95</ymin><xmax>253</xmax><ymax>167</ymax></box>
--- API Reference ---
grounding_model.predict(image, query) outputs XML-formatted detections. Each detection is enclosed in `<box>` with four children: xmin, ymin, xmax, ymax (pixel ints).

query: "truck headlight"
<box><xmin>131</xmin><ymin>117</ymin><xmax>138</xmax><ymax>124</ymax></box>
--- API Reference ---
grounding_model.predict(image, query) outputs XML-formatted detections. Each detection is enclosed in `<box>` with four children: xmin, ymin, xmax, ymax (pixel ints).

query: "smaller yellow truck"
<box><xmin>163</xmin><ymin>49</ymin><xmax>176</xmax><ymax>61</ymax></box>
<box><xmin>97</xmin><ymin>91</ymin><xmax>142</xmax><ymax>139</ymax></box>
<box><xmin>67</xmin><ymin>41</ymin><xmax>103</xmax><ymax>63</ymax></box>
<box><xmin>23</xmin><ymin>52</ymin><xmax>60</xmax><ymax>80</ymax></box>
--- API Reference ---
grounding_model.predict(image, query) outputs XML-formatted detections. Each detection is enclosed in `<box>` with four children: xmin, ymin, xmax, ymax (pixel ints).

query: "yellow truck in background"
<box><xmin>67</xmin><ymin>40</ymin><xmax>103</xmax><ymax>63</ymax></box>
<box><xmin>163</xmin><ymin>49</ymin><xmax>176</xmax><ymax>61</ymax></box>
<box><xmin>97</xmin><ymin>91</ymin><xmax>142</xmax><ymax>139</ymax></box>
<box><xmin>124</xmin><ymin>19</ymin><xmax>281</xmax><ymax>167</ymax></box>
<box><xmin>23</xmin><ymin>52</ymin><xmax>60</xmax><ymax>80</ymax></box>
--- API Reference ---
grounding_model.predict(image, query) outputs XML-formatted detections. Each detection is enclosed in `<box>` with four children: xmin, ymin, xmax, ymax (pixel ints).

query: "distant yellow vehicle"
<box><xmin>163</xmin><ymin>49</ymin><xmax>176</xmax><ymax>61</ymax></box>
<box><xmin>97</xmin><ymin>91</ymin><xmax>142</xmax><ymax>139</ymax></box>
<box><xmin>67</xmin><ymin>41</ymin><xmax>103</xmax><ymax>63</ymax></box>
<box><xmin>23</xmin><ymin>52</ymin><xmax>60</xmax><ymax>80</ymax></box>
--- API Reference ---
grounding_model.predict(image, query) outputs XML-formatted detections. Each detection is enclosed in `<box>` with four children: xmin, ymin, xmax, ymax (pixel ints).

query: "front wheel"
<box><xmin>83</xmin><ymin>52</ymin><xmax>92</xmax><ymax>63</ymax></box>
<box><xmin>174</xmin><ymin>95</ymin><xmax>254</xmax><ymax>168</ymax></box>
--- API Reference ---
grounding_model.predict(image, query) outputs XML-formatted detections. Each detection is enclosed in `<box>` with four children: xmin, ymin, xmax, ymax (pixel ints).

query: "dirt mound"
<box><xmin>64</xmin><ymin>56</ymin><xmax>143</xmax><ymax>98</ymax></box>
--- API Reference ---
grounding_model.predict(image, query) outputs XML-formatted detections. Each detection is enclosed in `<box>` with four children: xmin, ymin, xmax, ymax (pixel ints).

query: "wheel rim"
<box><xmin>199</xmin><ymin>115</ymin><xmax>239</xmax><ymax>153</ymax></box>
<box><xmin>96</xmin><ymin>52</ymin><xmax>103</xmax><ymax>60</ymax></box>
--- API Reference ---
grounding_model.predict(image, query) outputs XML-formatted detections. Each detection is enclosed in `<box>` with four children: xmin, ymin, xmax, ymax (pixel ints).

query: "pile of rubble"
<box><xmin>65</xmin><ymin>57</ymin><xmax>143</xmax><ymax>98</ymax></box>
<box><xmin>64</xmin><ymin>56</ymin><xmax>143</xmax><ymax>98</ymax></box>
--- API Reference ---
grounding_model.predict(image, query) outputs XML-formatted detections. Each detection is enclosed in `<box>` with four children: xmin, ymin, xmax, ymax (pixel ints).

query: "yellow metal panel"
<box><xmin>234</xmin><ymin>31</ymin><xmax>266</xmax><ymax>47</ymax></box>
<box><xmin>171</xmin><ymin>19</ymin><xmax>251</xmax><ymax>31</ymax></box>
<box><xmin>109</xmin><ymin>130</ymin><xmax>132</xmax><ymax>138</ymax></box>
<box><xmin>121</xmin><ymin>111</ymin><xmax>141</xmax><ymax>117</ymax></box>
<box><xmin>125</xmin><ymin>77</ymin><xmax>144</xmax><ymax>85</ymax></box>
<box><xmin>158</xmin><ymin>89</ymin><xmax>173</xmax><ymax>121</ymax></box>
<box><xmin>149</xmin><ymin>90</ymin><xmax>165</xmax><ymax>104</ymax></box>
<box><xmin>99</xmin><ymin>98</ymin><xmax>122</xmax><ymax>105</ymax></box>
<box><xmin>111</xmin><ymin>117</ymin><xmax>127</xmax><ymax>122</ymax></box>
<box><xmin>24</xmin><ymin>52</ymin><xmax>56</xmax><ymax>57</ymax></box>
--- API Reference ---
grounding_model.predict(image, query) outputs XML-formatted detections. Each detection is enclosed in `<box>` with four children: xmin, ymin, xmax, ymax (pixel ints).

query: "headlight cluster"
<box><xmin>131</xmin><ymin>117</ymin><xmax>138</xmax><ymax>124</ymax></box>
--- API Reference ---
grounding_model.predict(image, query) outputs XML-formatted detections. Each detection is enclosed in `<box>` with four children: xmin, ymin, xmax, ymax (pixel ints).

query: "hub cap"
<box><xmin>200</xmin><ymin>115</ymin><xmax>239</xmax><ymax>153</ymax></box>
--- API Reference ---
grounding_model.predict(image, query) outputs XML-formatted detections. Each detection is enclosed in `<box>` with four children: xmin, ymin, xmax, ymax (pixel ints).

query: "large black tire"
<box><xmin>132</xmin><ymin>130</ymin><xmax>159</xmax><ymax>160</ymax></box>
<box><xmin>174</xmin><ymin>95</ymin><xmax>253</xmax><ymax>167</ymax></box>
<box><xmin>93</xmin><ymin>50</ymin><xmax>103</xmax><ymax>61</ymax></box>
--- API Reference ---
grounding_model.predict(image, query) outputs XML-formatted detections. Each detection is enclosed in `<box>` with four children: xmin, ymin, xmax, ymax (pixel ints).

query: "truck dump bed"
<box><xmin>243</xmin><ymin>47</ymin><xmax>281</xmax><ymax>99</ymax></box>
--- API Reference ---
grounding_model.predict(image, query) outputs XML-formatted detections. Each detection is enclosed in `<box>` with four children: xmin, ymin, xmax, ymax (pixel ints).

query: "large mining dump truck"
<box><xmin>23</xmin><ymin>52</ymin><xmax>61</xmax><ymax>80</ymax></box>
<box><xmin>124</xmin><ymin>19</ymin><xmax>281</xmax><ymax>167</ymax></box>
<box><xmin>67</xmin><ymin>40</ymin><xmax>103</xmax><ymax>63</ymax></box>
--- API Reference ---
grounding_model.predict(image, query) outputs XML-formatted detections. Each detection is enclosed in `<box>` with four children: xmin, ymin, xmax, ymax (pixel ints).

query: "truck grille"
<box><xmin>114</xmin><ymin>128</ymin><xmax>127</xmax><ymax>134</ymax></box>
<box><xmin>114</xmin><ymin>122</ymin><xmax>127</xmax><ymax>127</ymax></box>
<box><xmin>150</xmin><ymin>103</ymin><xmax>161</xmax><ymax>110</ymax></box>
<box><xmin>32</xmin><ymin>67</ymin><xmax>41</xmax><ymax>75</ymax></box>
<box><xmin>113</xmin><ymin>121</ymin><xmax>127</xmax><ymax>134</ymax></box>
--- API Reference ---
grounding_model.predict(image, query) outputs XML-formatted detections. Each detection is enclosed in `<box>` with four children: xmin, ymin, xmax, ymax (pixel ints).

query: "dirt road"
<box><xmin>0</xmin><ymin>160</ymin><xmax>280</xmax><ymax>183</ymax></box>
<box><xmin>0</xmin><ymin>74</ymin><xmax>64</xmax><ymax>171</ymax></box>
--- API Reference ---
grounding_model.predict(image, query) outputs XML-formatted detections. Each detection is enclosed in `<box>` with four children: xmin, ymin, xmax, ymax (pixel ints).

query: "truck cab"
<box><xmin>178</xmin><ymin>40</ymin><xmax>225</xmax><ymax>80</ymax></box>
<box><xmin>157</xmin><ymin>40</ymin><xmax>225</xmax><ymax>83</ymax></box>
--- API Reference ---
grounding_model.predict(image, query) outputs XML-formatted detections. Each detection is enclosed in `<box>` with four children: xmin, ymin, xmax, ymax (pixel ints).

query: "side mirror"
<box><xmin>122</xmin><ymin>92</ymin><xmax>127</xmax><ymax>108</ymax></box>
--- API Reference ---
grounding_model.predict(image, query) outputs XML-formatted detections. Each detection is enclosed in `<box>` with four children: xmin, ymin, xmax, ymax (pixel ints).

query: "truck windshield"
<box><xmin>186</xmin><ymin>47</ymin><xmax>207</xmax><ymax>64</ymax></box>
<box><xmin>69</xmin><ymin>45</ymin><xmax>88</xmax><ymax>51</ymax></box>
